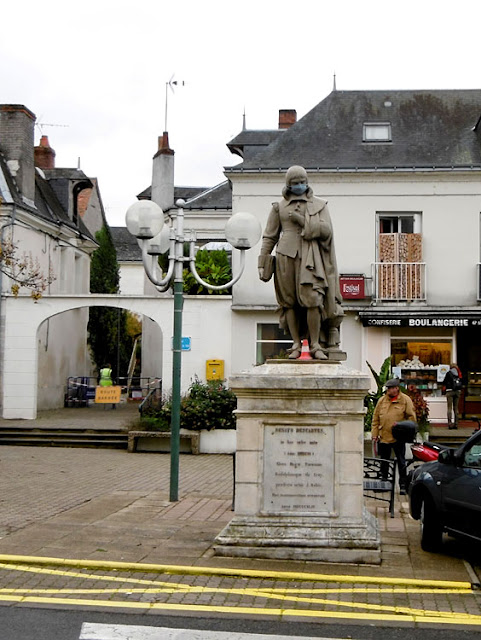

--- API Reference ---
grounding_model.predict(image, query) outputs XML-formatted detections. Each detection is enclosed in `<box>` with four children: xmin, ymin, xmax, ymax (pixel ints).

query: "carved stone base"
<box><xmin>215</xmin><ymin>360</ymin><xmax>378</xmax><ymax>564</ymax></box>
<box><xmin>326</xmin><ymin>348</ymin><xmax>347</xmax><ymax>361</ymax></box>
<box><xmin>215</xmin><ymin>508</ymin><xmax>380</xmax><ymax>564</ymax></box>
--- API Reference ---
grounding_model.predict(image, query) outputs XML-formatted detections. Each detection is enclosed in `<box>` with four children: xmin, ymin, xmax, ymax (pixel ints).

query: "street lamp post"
<box><xmin>126</xmin><ymin>199</ymin><xmax>261</xmax><ymax>501</ymax></box>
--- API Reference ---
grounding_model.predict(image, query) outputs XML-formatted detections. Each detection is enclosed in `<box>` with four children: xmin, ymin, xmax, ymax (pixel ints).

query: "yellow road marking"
<box><xmin>0</xmin><ymin>558</ymin><xmax>478</xmax><ymax>626</ymax></box>
<box><xmin>0</xmin><ymin>585</ymin><xmax>475</xmax><ymax>621</ymax></box>
<box><xmin>245</xmin><ymin>586</ymin><xmax>474</xmax><ymax>594</ymax></box>
<box><xmin>0</xmin><ymin>560</ymin><xmax>473</xmax><ymax>595</ymax></box>
<box><xmin>0</xmin><ymin>562</ymin><xmax>473</xmax><ymax>597</ymax></box>
<box><xmin>0</xmin><ymin>554</ymin><xmax>471</xmax><ymax>589</ymax></box>
<box><xmin>0</xmin><ymin>594</ymin><xmax>480</xmax><ymax>626</ymax></box>
<box><xmin>0</xmin><ymin>586</ymin><xmax>473</xmax><ymax>595</ymax></box>
<box><xmin>0</xmin><ymin>562</ymin><xmax>191</xmax><ymax>589</ymax></box>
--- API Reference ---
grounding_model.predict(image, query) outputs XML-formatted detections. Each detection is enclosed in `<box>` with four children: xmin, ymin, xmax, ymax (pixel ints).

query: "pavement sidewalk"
<box><xmin>0</xmin><ymin>402</ymin><xmax>140</xmax><ymax>432</ymax></box>
<box><xmin>1</xmin><ymin>436</ymin><xmax>481</xmax><ymax>628</ymax></box>
<box><xmin>0</xmin><ymin>442</ymin><xmax>474</xmax><ymax>583</ymax></box>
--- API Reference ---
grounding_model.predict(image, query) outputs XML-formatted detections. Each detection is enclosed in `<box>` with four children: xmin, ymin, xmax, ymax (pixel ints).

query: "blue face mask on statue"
<box><xmin>289</xmin><ymin>183</ymin><xmax>308</xmax><ymax>195</ymax></box>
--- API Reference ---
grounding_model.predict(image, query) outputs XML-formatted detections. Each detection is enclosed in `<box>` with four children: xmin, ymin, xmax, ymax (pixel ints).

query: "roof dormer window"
<box><xmin>363</xmin><ymin>122</ymin><xmax>391</xmax><ymax>142</ymax></box>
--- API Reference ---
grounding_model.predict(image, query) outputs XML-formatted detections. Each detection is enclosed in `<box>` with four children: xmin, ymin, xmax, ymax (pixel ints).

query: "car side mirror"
<box><xmin>438</xmin><ymin>449</ymin><xmax>454</xmax><ymax>465</ymax></box>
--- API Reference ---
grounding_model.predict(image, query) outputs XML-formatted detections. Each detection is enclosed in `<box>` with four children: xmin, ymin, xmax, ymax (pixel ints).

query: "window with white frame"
<box><xmin>378</xmin><ymin>214</ymin><xmax>420</xmax><ymax>235</ymax></box>
<box><xmin>363</xmin><ymin>122</ymin><xmax>391</xmax><ymax>142</ymax></box>
<box><xmin>256</xmin><ymin>323</ymin><xmax>292</xmax><ymax>364</ymax></box>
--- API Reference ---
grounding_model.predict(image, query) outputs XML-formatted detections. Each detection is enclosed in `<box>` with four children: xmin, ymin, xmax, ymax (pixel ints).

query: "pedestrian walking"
<box><xmin>372</xmin><ymin>378</ymin><xmax>416</xmax><ymax>495</ymax></box>
<box><xmin>443</xmin><ymin>363</ymin><xmax>463</xmax><ymax>429</ymax></box>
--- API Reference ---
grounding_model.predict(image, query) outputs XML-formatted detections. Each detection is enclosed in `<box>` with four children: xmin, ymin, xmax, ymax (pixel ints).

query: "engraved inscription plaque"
<box><xmin>263</xmin><ymin>425</ymin><xmax>334</xmax><ymax>514</ymax></box>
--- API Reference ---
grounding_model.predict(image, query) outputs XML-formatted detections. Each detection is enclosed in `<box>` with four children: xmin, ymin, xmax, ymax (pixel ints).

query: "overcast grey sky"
<box><xmin>1</xmin><ymin>0</ymin><xmax>480</xmax><ymax>226</ymax></box>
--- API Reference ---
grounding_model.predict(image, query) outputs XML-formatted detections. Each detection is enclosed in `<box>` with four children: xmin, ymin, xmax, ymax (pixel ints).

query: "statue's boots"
<box><xmin>288</xmin><ymin>343</ymin><xmax>302</xmax><ymax>359</ymax></box>
<box><xmin>328</xmin><ymin>328</ymin><xmax>340</xmax><ymax>348</ymax></box>
<box><xmin>310</xmin><ymin>343</ymin><xmax>327</xmax><ymax>360</ymax></box>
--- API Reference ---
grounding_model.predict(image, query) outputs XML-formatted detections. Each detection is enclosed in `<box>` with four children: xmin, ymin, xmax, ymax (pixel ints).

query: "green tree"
<box><xmin>183</xmin><ymin>249</ymin><xmax>232</xmax><ymax>294</ymax></box>
<box><xmin>88</xmin><ymin>226</ymin><xmax>133</xmax><ymax>379</ymax></box>
<box><xmin>89</xmin><ymin>226</ymin><xmax>119</xmax><ymax>294</ymax></box>
<box><xmin>158</xmin><ymin>247</ymin><xmax>233</xmax><ymax>295</ymax></box>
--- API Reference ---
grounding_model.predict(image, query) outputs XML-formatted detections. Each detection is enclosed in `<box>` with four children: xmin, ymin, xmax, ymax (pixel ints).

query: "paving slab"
<box><xmin>0</xmin><ymin>434</ymin><xmax>478</xmax><ymax>625</ymax></box>
<box><xmin>0</xmin><ymin>444</ymin><xmax>472</xmax><ymax>580</ymax></box>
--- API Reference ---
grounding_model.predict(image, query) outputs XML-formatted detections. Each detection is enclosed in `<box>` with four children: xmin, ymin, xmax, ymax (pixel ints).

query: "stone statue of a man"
<box><xmin>258</xmin><ymin>166</ymin><xmax>344</xmax><ymax>359</ymax></box>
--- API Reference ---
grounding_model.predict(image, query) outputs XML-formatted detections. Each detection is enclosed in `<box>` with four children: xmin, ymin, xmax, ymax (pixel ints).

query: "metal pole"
<box><xmin>164</xmin><ymin>82</ymin><xmax>168</xmax><ymax>133</ymax></box>
<box><xmin>126</xmin><ymin>201</ymin><xmax>256</xmax><ymax>502</ymax></box>
<box><xmin>170</xmin><ymin>205</ymin><xmax>184</xmax><ymax>501</ymax></box>
<box><xmin>116</xmin><ymin>308</ymin><xmax>121</xmax><ymax>381</ymax></box>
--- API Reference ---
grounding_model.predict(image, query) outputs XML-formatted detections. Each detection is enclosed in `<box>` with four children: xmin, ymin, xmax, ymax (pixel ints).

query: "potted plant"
<box><xmin>364</xmin><ymin>357</ymin><xmax>393</xmax><ymax>434</ymax></box>
<box><xmin>404</xmin><ymin>384</ymin><xmax>430</xmax><ymax>439</ymax></box>
<box><xmin>128</xmin><ymin>378</ymin><xmax>237</xmax><ymax>454</ymax></box>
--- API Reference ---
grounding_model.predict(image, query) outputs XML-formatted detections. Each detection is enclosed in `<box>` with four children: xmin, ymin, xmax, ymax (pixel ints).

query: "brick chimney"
<box><xmin>34</xmin><ymin>135</ymin><xmax>56</xmax><ymax>169</ymax></box>
<box><xmin>0</xmin><ymin>104</ymin><xmax>36</xmax><ymax>204</ymax></box>
<box><xmin>151</xmin><ymin>132</ymin><xmax>174</xmax><ymax>211</ymax></box>
<box><xmin>155</xmin><ymin>132</ymin><xmax>174</xmax><ymax>157</ymax></box>
<box><xmin>278</xmin><ymin>109</ymin><xmax>297</xmax><ymax>129</ymax></box>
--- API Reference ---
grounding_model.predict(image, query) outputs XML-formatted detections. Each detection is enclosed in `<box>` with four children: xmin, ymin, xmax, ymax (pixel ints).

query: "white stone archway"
<box><xmin>2</xmin><ymin>294</ymin><xmax>174</xmax><ymax>419</ymax></box>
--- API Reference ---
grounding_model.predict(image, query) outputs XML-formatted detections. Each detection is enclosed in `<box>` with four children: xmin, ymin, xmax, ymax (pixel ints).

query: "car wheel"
<box><xmin>420</xmin><ymin>496</ymin><xmax>443</xmax><ymax>552</ymax></box>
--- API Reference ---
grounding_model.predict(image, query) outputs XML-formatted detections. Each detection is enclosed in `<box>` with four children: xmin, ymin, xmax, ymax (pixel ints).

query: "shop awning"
<box><xmin>358</xmin><ymin>307</ymin><xmax>481</xmax><ymax>328</ymax></box>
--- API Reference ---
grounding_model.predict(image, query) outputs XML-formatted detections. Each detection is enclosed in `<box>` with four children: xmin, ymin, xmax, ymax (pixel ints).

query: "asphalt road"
<box><xmin>2</xmin><ymin>608</ymin><xmax>481</xmax><ymax>640</ymax></box>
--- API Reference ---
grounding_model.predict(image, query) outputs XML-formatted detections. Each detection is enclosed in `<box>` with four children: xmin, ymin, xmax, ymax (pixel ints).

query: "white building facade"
<box><xmin>121</xmin><ymin>90</ymin><xmax>481</xmax><ymax>424</ymax></box>
<box><xmin>225</xmin><ymin>91</ymin><xmax>481</xmax><ymax>423</ymax></box>
<box><xmin>0</xmin><ymin>105</ymin><xmax>100</xmax><ymax>411</ymax></box>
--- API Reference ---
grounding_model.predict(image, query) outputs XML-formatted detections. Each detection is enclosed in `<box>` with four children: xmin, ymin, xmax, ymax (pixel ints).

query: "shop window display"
<box><xmin>392</xmin><ymin>339</ymin><xmax>452</xmax><ymax>398</ymax></box>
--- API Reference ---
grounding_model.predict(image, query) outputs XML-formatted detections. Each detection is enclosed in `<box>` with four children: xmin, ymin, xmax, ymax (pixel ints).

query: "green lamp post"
<box><xmin>126</xmin><ymin>198</ymin><xmax>261</xmax><ymax>501</ymax></box>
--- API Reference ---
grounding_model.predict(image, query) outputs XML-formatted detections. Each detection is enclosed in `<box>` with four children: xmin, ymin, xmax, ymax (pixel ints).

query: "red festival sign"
<box><xmin>339</xmin><ymin>276</ymin><xmax>365</xmax><ymax>299</ymax></box>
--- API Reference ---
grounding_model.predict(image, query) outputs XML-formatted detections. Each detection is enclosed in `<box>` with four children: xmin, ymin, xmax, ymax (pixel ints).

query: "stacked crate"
<box><xmin>378</xmin><ymin>233</ymin><xmax>423</xmax><ymax>299</ymax></box>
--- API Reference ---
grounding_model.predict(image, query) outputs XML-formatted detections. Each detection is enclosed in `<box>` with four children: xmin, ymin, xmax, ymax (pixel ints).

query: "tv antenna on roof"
<box><xmin>35</xmin><ymin>121</ymin><xmax>69</xmax><ymax>135</ymax></box>
<box><xmin>165</xmin><ymin>75</ymin><xmax>185</xmax><ymax>132</ymax></box>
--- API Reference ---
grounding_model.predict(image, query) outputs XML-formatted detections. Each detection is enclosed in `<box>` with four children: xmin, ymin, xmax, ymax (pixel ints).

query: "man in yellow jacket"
<box><xmin>372</xmin><ymin>378</ymin><xmax>416</xmax><ymax>495</ymax></box>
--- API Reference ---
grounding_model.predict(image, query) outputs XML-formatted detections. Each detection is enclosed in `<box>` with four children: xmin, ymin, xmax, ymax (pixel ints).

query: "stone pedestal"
<box><xmin>214</xmin><ymin>360</ymin><xmax>380</xmax><ymax>564</ymax></box>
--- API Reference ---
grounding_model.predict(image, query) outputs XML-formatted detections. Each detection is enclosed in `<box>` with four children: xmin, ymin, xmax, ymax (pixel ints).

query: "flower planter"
<box><xmin>128</xmin><ymin>429</ymin><xmax>236</xmax><ymax>454</ymax></box>
<box><xmin>199</xmin><ymin>428</ymin><xmax>236</xmax><ymax>454</ymax></box>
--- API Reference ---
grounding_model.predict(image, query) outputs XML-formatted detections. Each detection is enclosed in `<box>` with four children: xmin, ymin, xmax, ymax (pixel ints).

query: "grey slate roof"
<box><xmin>227</xmin><ymin>130</ymin><xmax>282</xmax><ymax>160</ymax></box>
<box><xmin>0</xmin><ymin>150</ymin><xmax>23</xmax><ymax>207</ymax></box>
<box><xmin>0</xmin><ymin>153</ymin><xmax>94</xmax><ymax>240</ymax></box>
<box><xmin>34</xmin><ymin>171</ymin><xmax>75</xmax><ymax>225</ymax></box>
<box><xmin>110</xmin><ymin>227</ymin><xmax>142</xmax><ymax>262</ymax></box>
<box><xmin>137</xmin><ymin>182</ymin><xmax>232</xmax><ymax>211</ymax></box>
<box><xmin>183</xmin><ymin>181</ymin><xmax>232</xmax><ymax>210</ymax></box>
<box><xmin>36</xmin><ymin>168</ymin><xmax>95</xmax><ymax>240</ymax></box>
<box><xmin>137</xmin><ymin>185</ymin><xmax>207</xmax><ymax>201</ymax></box>
<box><xmin>226</xmin><ymin>90</ymin><xmax>481</xmax><ymax>172</ymax></box>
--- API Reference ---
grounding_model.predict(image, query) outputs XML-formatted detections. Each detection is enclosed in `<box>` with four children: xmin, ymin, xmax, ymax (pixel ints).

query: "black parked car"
<box><xmin>409</xmin><ymin>429</ymin><xmax>481</xmax><ymax>551</ymax></box>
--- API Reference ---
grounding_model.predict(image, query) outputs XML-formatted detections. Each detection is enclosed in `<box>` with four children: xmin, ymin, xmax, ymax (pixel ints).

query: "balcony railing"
<box><xmin>372</xmin><ymin>262</ymin><xmax>426</xmax><ymax>301</ymax></box>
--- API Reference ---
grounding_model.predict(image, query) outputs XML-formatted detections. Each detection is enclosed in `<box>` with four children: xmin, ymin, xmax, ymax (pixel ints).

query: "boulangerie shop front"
<box><xmin>359</xmin><ymin>311</ymin><xmax>481</xmax><ymax>423</ymax></box>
